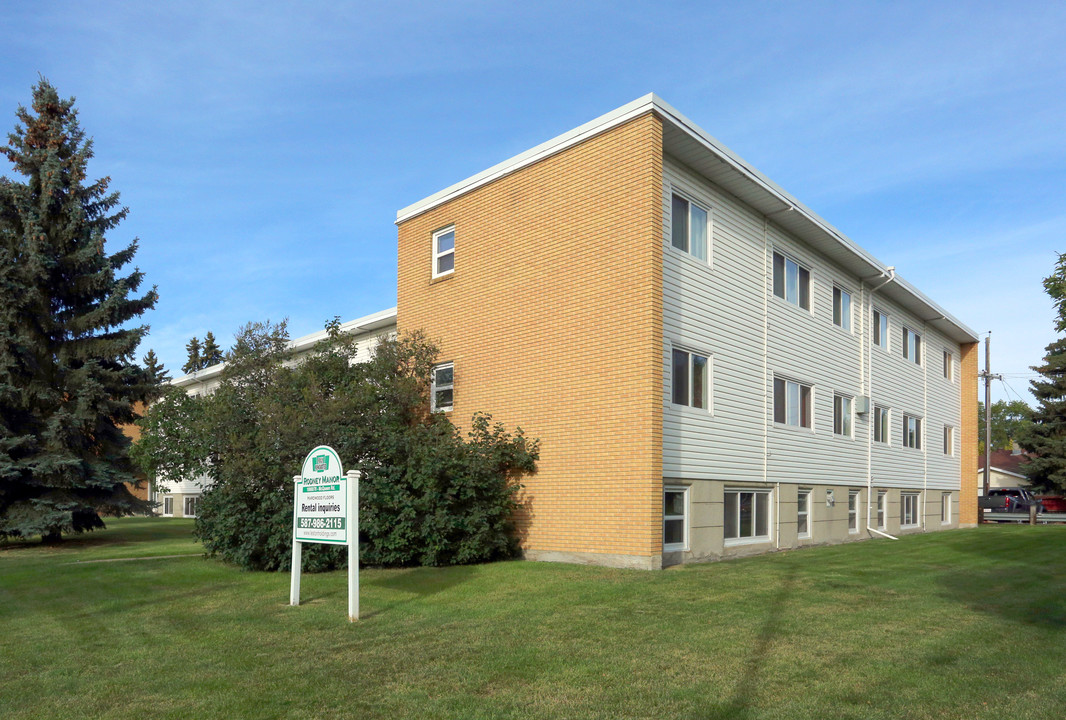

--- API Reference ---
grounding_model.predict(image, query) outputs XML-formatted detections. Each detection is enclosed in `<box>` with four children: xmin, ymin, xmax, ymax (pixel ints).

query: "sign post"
<box><xmin>290</xmin><ymin>445</ymin><xmax>360</xmax><ymax>621</ymax></box>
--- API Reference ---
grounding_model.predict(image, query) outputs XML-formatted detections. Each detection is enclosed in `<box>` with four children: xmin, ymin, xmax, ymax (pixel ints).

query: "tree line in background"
<box><xmin>132</xmin><ymin>324</ymin><xmax>539</xmax><ymax>570</ymax></box>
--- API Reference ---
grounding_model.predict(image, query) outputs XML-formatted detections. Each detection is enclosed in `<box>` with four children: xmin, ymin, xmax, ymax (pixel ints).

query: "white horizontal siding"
<box><xmin>662</xmin><ymin>156</ymin><xmax>964</xmax><ymax>493</ymax></box>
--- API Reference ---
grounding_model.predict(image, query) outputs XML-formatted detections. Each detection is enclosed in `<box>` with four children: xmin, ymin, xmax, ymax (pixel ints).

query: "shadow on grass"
<box><xmin>936</xmin><ymin>527</ymin><xmax>1066</xmax><ymax>630</ymax></box>
<box><xmin>703</xmin><ymin>561</ymin><xmax>799</xmax><ymax>720</ymax></box>
<box><xmin>360</xmin><ymin>565</ymin><xmax>479</xmax><ymax>619</ymax></box>
<box><xmin>0</xmin><ymin>517</ymin><xmax>194</xmax><ymax>555</ymax></box>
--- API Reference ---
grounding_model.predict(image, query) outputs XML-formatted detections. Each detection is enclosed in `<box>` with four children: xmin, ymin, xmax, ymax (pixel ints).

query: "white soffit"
<box><xmin>397</xmin><ymin>94</ymin><xmax>977</xmax><ymax>344</ymax></box>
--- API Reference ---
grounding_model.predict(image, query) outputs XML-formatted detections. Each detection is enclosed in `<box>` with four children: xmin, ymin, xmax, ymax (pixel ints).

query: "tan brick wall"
<box><xmin>959</xmin><ymin>342</ymin><xmax>979</xmax><ymax>526</ymax></box>
<box><xmin>397</xmin><ymin>113</ymin><xmax>664</xmax><ymax>561</ymax></box>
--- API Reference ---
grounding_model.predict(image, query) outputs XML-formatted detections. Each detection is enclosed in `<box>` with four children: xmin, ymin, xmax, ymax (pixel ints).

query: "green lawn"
<box><xmin>2</xmin><ymin>519</ymin><xmax>1065</xmax><ymax>719</ymax></box>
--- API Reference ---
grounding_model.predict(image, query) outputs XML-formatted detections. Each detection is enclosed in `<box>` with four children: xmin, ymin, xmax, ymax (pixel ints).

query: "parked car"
<box><xmin>988</xmin><ymin>487</ymin><xmax>1045</xmax><ymax>514</ymax></box>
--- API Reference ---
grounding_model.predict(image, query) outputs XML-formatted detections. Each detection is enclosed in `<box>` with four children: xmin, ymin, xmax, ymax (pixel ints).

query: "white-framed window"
<box><xmin>941</xmin><ymin>493</ymin><xmax>952</xmax><ymax>525</ymax></box>
<box><xmin>773</xmin><ymin>376</ymin><xmax>812</xmax><ymax>429</ymax></box>
<box><xmin>670</xmin><ymin>192</ymin><xmax>709</xmax><ymax>262</ymax></box>
<box><xmin>431</xmin><ymin>362</ymin><xmax>454</xmax><ymax>412</ymax></box>
<box><xmin>848</xmin><ymin>490</ymin><xmax>859</xmax><ymax>533</ymax></box>
<box><xmin>663</xmin><ymin>485</ymin><xmax>689</xmax><ymax>551</ymax></box>
<box><xmin>724</xmin><ymin>488</ymin><xmax>772</xmax><ymax>544</ymax></box>
<box><xmin>943</xmin><ymin>426</ymin><xmax>954</xmax><ymax>456</ymax></box>
<box><xmin>163</xmin><ymin>496</ymin><xmax>174</xmax><ymax>516</ymax></box>
<box><xmin>903</xmin><ymin>414</ymin><xmax>922</xmax><ymax>449</ymax></box>
<box><xmin>772</xmin><ymin>252</ymin><xmax>810</xmax><ymax>310</ymax></box>
<box><xmin>184</xmin><ymin>496</ymin><xmax>199</xmax><ymax>518</ymax></box>
<box><xmin>873</xmin><ymin>405</ymin><xmax>890</xmax><ymax>444</ymax></box>
<box><xmin>671</xmin><ymin>348</ymin><xmax>710</xmax><ymax>410</ymax></box>
<box><xmin>873</xmin><ymin>308</ymin><xmax>889</xmax><ymax>350</ymax></box>
<box><xmin>943</xmin><ymin>349</ymin><xmax>954</xmax><ymax>381</ymax></box>
<box><xmin>833</xmin><ymin>286</ymin><xmax>852</xmax><ymax>331</ymax></box>
<box><xmin>833</xmin><ymin>394</ymin><xmax>853</xmax><ymax>437</ymax></box>
<box><xmin>432</xmin><ymin>226</ymin><xmax>455</xmax><ymax>278</ymax></box>
<box><xmin>902</xmin><ymin>327</ymin><xmax>922</xmax><ymax>364</ymax></box>
<box><xmin>797</xmin><ymin>489</ymin><xmax>811</xmax><ymax>539</ymax></box>
<box><xmin>901</xmin><ymin>492</ymin><xmax>920</xmax><ymax>528</ymax></box>
<box><xmin>877</xmin><ymin>490</ymin><xmax>886</xmax><ymax>529</ymax></box>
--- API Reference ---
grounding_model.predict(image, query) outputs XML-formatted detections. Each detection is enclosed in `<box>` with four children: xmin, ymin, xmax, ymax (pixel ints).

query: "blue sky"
<box><xmin>2</xmin><ymin>1</ymin><xmax>1063</xmax><ymax>404</ymax></box>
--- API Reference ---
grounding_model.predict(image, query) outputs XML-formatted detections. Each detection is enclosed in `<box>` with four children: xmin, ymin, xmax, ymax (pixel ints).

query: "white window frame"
<box><xmin>669</xmin><ymin>191</ymin><xmax>710</xmax><ymax>263</ymax></box>
<box><xmin>162</xmin><ymin>496</ymin><xmax>174</xmax><ymax>516</ymax></box>
<box><xmin>724</xmin><ymin>488</ymin><xmax>773</xmax><ymax>545</ymax></box>
<box><xmin>663</xmin><ymin>485</ymin><xmax>690</xmax><ymax>552</ymax></box>
<box><xmin>941</xmin><ymin>493</ymin><xmax>952</xmax><ymax>525</ymax></box>
<box><xmin>797</xmin><ymin>489</ymin><xmax>811</xmax><ymax>539</ymax></box>
<box><xmin>873</xmin><ymin>308</ymin><xmax>889</xmax><ymax>350</ymax></box>
<box><xmin>943</xmin><ymin>349</ymin><xmax>954</xmax><ymax>381</ymax></box>
<box><xmin>833</xmin><ymin>394</ymin><xmax>853</xmax><ymax>438</ymax></box>
<box><xmin>943</xmin><ymin>425</ymin><xmax>955</xmax><ymax>456</ymax></box>
<box><xmin>902</xmin><ymin>326</ymin><xmax>922</xmax><ymax>365</ymax></box>
<box><xmin>848</xmin><ymin>490</ymin><xmax>860</xmax><ymax>533</ymax></box>
<box><xmin>877</xmin><ymin>490</ymin><xmax>886</xmax><ymax>530</ymax></box>
<box><xmin>833</xmin><ymin>286</ymin><xmax>852</xmax><ymax>332</ymax></box>
<box><xmin>431</xmin><ymin>225</ymin><xmax>455</xmax><ymax>279</ymax></box>
<box><xmin>431</xmin><ymin>362</ymin><xmax>454</xmax><ymax>412</ymax></box>
<box><xmin>873</xmin><ymin>405</ymin><xmax>890</xmax><ymax>444</ymax></box>
<box><xmin>773</xmin><ymin>376</ymin><xmax>813</xmax><ymax>430</ymax></box>
<box><xmin>183</xmin><ymin>495</ymin><xmax>198</xmax><ymax>519</ymax></box>
<box><xmin>901</xmin><ymin>492</ymin><xmax>920</xmax><ymax>528</ymax></box>
<box><xmin>772</xmin><ymin>251</ymin><xmax>811</xmax><ymax>311</ymax></box>
<box><xmin>903</xmin><ymin>414</ymin><xmax>922</xmax><ymax>450</ymax></box>
<box><xmin>670</xmin><ymin>346</ymin><xmax>712</xmax><ymax>411</ymax></box>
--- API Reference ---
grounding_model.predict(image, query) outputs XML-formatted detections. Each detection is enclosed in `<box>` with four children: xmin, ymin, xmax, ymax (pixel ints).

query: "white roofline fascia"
<box><xmin>169</xmin><ymin>306</ymin><xmax>398</xmax><ymax>389</ymax></box>
<box><xmin>395</xmin><ymin>94</ymin><xmax>977</xmax><ymax>343</ymax></box>
<box><xmin>980</xmin><ymin>467</ymin><xmax>1028</xmax><ymax>480</ymax></box>
<box><xmin>395</xmin><ymin>94</ymin><xmax>659</xmax><ymax>225</ymax></box>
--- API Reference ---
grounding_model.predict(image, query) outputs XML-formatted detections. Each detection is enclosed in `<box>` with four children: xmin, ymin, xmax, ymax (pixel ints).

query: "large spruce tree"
<box><xmin>1018</xmin><ymin>253</ymin><xmax>1066</xmax><ymax>493</ymax></box>
<box><xmin>0</xmin><ymin>79</ymin><xmax>157</xmax><ymax>540</ymax></box>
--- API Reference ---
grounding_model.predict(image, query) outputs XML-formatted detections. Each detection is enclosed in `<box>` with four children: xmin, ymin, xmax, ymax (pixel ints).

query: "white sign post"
<box><xmin>289</xmin><ymin>445</ymin><xmax>360</xmax><ymax>621</ymax></box>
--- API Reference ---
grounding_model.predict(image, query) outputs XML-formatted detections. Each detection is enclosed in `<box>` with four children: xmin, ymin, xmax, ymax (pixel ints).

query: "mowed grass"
<box><xmin>2</xmin><ymin>520</ymin><xmax>1066</xmax><ymax>719</ymax></box>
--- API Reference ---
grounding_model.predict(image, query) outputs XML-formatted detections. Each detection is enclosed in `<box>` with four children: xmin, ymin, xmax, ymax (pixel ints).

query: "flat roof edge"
<box><xmin>169</xmin><ymin>306</ymin><xmax>398</xmax><ymax>388</ymax></box>
<box><xmin>395</xmin><ymin>94</ymin><xmax>658</xmax><ymax>225</ymax></box>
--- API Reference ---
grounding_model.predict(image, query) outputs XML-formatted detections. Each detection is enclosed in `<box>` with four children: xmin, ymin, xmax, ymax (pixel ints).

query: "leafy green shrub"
<box><xmin>134</xmin><ymin>323</ymin><xmax>538</xmax><ymax>571</ymax></box>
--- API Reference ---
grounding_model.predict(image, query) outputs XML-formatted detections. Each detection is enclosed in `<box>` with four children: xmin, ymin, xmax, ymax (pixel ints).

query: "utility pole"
<box><xmin>978</xmin><ymin>333</ymin><xmax>1002</xmax><ymax>523</ymax></box>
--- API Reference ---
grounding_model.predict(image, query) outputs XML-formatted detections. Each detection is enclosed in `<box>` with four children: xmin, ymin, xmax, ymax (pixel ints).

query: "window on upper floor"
<box><xmin>902</xmin><ymin>326</ymin><xmax>921</xmax><ymax>364</ymax></box>
<box><xmin>833</xmin><ymin>286</ymin><xmax>852</xmax><ymax>331</ymax></box>
<box><xmin>943</xmin><ymin>349</ymin><xmax>954</xmax><ymax>381</ymax></box>
<box><xmin>873</xmin><ymin>308</ymin><xmax>889</xmax><ymax>350</ymax></box>
<box><xmin>432</xmin><ymin>226</ymin><xmax>455</xmax><ymax>278</ymax></box>
<box><xmin>772</xmin><ymin>252</ymin><xmax>810</xmax><ymax>310</ymax></box>
<box><xmin>774</xmin><ymin>376</ymin><xmax>812</xmax><ymax>429</ymax></box>
<box><xmin>903</xmin><ymin>414</ymin><xmax>922</xmax><ymax>449</ymax></box>
<box><xmin>431</xmin><ymin>362</ymin><xmax>454</xmax><ymax>412</ymax></box>
<box><xmin>671</xmin><ymin>348</ymin><xmax>710</xmax><ymax>410</ymax></box>
<box><xmin>944</xmin><ymin>425</ymin><xmax>954</xmax><ymax>456</ymax></box>
<box><xmin>833</xmin><ymin>394</ymin><xmax>853</xmax><ymax>437</ymax></box>
<box><xmin>873</xmin><ymin>405</ymin><xmax>890</xmax><ymax>444</ymax></box>
<box><xmin>670</xmin><ymin>193</ymin><xmax>709</xmax><ymax>262</ymax></box>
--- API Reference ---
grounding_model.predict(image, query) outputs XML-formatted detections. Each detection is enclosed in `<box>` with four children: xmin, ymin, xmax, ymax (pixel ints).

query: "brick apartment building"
<box><xmin>394</xmin><ymin>94</ymin><xmax>978</xmax><ymax>569</ymax></box>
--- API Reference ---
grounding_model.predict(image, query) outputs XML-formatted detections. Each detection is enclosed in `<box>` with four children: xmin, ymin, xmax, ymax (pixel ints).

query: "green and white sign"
<box><xmin>294</xmin><ymin>445</ymin><xmax>347</xmax><ymax>544</ymax></box>
<box><xmin>291</xmin><ymin>444</ymin><xmax>361</xmax><ymax>621</ymax></box>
